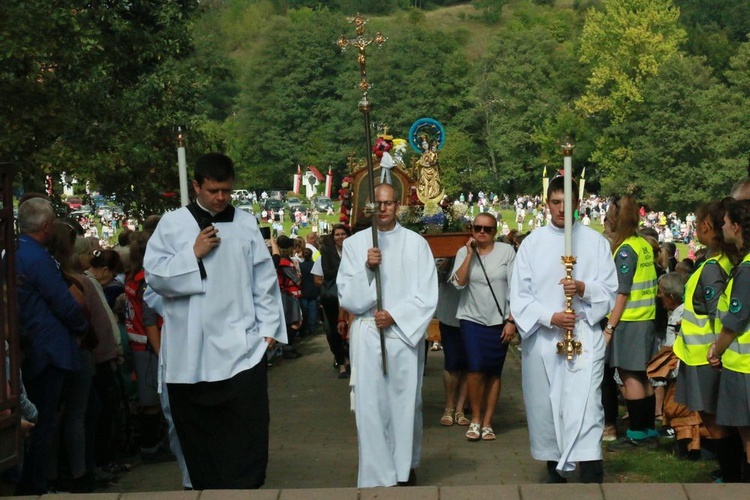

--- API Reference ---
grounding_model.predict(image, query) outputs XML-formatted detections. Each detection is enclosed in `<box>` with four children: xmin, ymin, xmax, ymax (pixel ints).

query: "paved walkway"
<box><xmin>10</xmin><ymin>332</ymin><xmax>742</xmax><ymax>497</ymax></box>
<box><xmin>109</xmin><ymin>333</ymin><xmax>539</xmax><ymax>493</ymax></box>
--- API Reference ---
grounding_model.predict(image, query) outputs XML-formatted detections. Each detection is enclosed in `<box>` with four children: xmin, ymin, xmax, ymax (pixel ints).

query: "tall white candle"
<box><xmin>177</xmin><ymin>145</ymin><xmax>189</xmax><ymax>208</ymax></box>
<box><xmin>563</xmin><ymin>153</ymin><xmax>573</xmax><ymax>256</ymax></box>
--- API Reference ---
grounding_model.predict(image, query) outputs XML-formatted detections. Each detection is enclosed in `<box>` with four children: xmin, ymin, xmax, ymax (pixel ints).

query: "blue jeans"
<box><xmin>299</xmin><ymin>297</ymin><xmax>319</xmax><ymax>336</ymax></box>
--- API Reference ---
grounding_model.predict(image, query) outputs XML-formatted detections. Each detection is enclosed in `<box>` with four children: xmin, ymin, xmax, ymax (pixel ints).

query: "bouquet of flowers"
<box><xmin>398</xmin><ymin>200</ymin><xmax>470</xmax><ymax>235</ymax></box>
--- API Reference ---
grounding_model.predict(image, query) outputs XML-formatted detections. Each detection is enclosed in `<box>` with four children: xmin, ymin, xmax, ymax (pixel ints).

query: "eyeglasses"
<box><xmin>473</xmin><ymin>225</ymin><xmax>495</xmax><ymax>233</ymax></box>
<box><xmin>376</xmin><ymin>201</ymin><xmax>398</xmax><ymax>208</ymax></box>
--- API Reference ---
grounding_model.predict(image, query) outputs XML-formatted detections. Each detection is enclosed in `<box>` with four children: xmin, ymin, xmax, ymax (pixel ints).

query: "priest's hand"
<box><xmin>559</xmin><ymin>277</ymin><xmax>583</xmax><ymax>297</ymax></box>
<box><xmin>264</xmin><ymin>337</ymin><xmax>276</xmax><ymax>349</ymax></box>
<box><xmin>194</xmin><ymin>225</ymin><xmax>220</xmax><ymax>259</ymax></box>
<box><xmin>374</xmin><ymin>310</ymin><xmax>395</xmax><ymax>329</ymax></box>
<box><xmin>367</xmin><ymin>248</ymin><xmax>382</xmax><ymax>269</ymax></box>
<box><xmin>551</xmin><ymin>311</ymin><xmax>576</xmax><ymax>331</ymax></box>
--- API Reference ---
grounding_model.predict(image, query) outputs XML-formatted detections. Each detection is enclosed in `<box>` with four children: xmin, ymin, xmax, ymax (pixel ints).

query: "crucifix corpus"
<box><xmin>557</xmin><ymin>139</ymin><xmax>582</xmax><ymax>360</ymax></box>
<box><xmin>337</xmin><ymin>13</ymin><xmax>389</xmax><ymax>375</ymax></box>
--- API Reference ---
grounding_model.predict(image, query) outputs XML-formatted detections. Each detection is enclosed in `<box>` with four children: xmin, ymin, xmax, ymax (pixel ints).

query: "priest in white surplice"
<box><xmin>144</xmin><ymin>153</ymin><xmax>286</xmax><ymax>490</ymax></box>
<box><xmin>510</xmin><ymin>177</ymin><xmax>617</xmax><ymax>483</ymax></box>
<box><xmin>337</xmin><ymin>183</ymin><xmax>438</xmax><ymax>488</ymax></box>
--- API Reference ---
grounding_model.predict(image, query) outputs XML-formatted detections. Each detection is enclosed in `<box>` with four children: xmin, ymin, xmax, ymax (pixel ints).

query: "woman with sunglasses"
<box><xmin>708</xmin><ymin>198</ymin><xmax>750</xmax><ymax>482</ymax></box>
<box><xmin>451</xmin><ymin>212</ymin><xmax>516</xmax><ymax>441</ymax></box>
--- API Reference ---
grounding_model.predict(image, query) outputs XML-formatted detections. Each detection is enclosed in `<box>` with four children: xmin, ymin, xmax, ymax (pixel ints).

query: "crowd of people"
<box><xmin>6</xmin><ymin>150</ymin><xmax>750</xmax><ymax>494</ymax></box>
<box><xmin>6</xmin><ymin>195</ymin><xmax>178</xmax><ymax>495</ymax></box>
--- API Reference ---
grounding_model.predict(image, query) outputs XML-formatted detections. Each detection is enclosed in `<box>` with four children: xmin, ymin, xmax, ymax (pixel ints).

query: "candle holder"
<box><xmin>557</xmin><ymin>135</ymin><xmax>580</xmax><ymax>360</ymax></box>
<box><xmin>557</xmin><ymin>255</ymin><xmax>581</xmax><ymax>360</ymax></box>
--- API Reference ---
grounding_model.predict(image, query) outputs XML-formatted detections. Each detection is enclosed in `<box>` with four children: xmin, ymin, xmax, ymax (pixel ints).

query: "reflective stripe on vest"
<box><xmin>617</xmin><ymin>236</ymin><xmax>657</xmax><ymax>321</ymax></box>
<box><xmin>674</xmin><ymin>254</ymin><xmax>732</xmax><ymax>366</ymax></box>
<box><xmin>717</xmin><ymin>255</ymin><xmax>750</xmax><ymax>373</ymax></box>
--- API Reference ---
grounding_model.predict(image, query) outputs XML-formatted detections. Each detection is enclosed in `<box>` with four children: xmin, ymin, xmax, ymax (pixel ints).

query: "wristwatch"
<box><xmin>604</xmin><ymin>323</ymin><xmax>615</xmax><ymax>333</ymax></box>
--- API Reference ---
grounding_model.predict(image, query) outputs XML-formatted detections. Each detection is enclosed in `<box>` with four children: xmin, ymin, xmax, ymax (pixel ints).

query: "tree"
<box><xmin>0</xmin><ymin>0</ymin><xmax>231</xmax><ymax>215</ymax></box>
<box><xmin>577</xmin><ymin>0</ymin><xmax>686</xmax><ymax>122</ymax></box>
<box><xmin>593</xmin><ymin>54</ymin><xmax>741</xmax><ymax>212</ymax></box>
<box><xmin>454</xmin><ymin>14</ymin><xmax>586</xmax><ymax>196</ymax></box>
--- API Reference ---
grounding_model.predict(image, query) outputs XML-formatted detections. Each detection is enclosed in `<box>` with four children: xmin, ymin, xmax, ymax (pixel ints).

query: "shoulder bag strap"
<box><xmin>472</xmin><ymin>250</ymin><xmax>505</xmax><ymax>320</ymax></box>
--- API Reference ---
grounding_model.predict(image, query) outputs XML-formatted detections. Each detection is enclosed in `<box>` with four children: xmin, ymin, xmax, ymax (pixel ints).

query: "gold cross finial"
<box><xmin>337</xmin><ymin>13</ymin><xmax>388</xmax><ymax>97</ymax></box>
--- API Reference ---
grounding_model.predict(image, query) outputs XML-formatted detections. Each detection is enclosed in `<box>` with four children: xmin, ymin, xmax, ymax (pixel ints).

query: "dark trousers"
<box><xmin>167</xmin><ymin>362</ymin><xmax>269</xmax><ymax>490</ymax></box>
<box><xmin>320</xmin><ymin>295</ymin><xmax>347</xmax><ymax>366</ymax></box>
<box><xmin>91</xmin><ymin>361</ymin><xmax>119</xmax><ymax>466</ymax></box>
<box><xmin>19</xmin><ymin>365</ymin><xmax>68</xmax><ymax>495</ymax></box>
<box><xmin>601</xmin><ymin>363</ymin><xmax>619</xmax><ymax>425</ymax></box>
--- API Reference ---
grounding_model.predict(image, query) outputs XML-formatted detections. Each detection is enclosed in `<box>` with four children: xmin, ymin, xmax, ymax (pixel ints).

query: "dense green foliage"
<box><xmin>2</xmin><ymin>0</ymin><xmax>749</xmax><ymax>215</ymax></box>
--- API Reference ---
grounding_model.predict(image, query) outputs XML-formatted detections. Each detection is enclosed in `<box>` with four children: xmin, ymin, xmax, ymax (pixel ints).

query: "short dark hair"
<box><xmin>194</xmin><ymin>152</ymin><xmax>235</xmax><ymax>186</ymax></box>
<box><xmin>118</xmin><ymin>227</ymin><xmax>133</xmax><ymax>247</ymax></box>
<box><xmin>547</xmin><ymin>176</ymin><xmax>579</xmax><ymax>202</ymax></box>
<box><xmin>90</xmin><ymin>248</ymin><xmax>124</xmax><ymax>274</ymax></box>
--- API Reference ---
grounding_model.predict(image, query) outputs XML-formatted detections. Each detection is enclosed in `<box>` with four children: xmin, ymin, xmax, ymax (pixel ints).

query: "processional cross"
<box><xmin>337</xmin><ymin>14</ymin><xmax>389</xmax><ymax>375</ymax></box>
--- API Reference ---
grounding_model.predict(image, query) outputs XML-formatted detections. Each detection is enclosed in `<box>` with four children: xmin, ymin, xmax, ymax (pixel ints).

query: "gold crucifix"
<box><xmin>337</xmin><ymin>13</ymin><xmax>387</xmax><ymax>96</ymax></box>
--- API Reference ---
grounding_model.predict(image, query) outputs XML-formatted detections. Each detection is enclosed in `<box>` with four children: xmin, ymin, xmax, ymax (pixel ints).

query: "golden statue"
<box><xmin>416</xmin><ymin>138</ymin><xmax>444</xmax><ymax>204</ymax></box>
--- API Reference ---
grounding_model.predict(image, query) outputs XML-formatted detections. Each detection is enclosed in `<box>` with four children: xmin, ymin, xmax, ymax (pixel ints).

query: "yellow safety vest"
<box><xmin>616</xmin><ymin>236</ymin><xmax>657</xmax><ymax>322</ymax></box>
<box><xmin>717</xmin><ymin>254</ymin><xmax>750</xmax><ymax>374</ymax></box>
<box><xmin>674</xmin><ymin>254</ymin><xmax>732</xmax><ymax>366</ymax></box>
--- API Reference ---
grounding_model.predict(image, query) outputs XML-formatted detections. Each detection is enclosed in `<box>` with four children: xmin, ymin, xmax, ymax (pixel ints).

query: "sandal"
<box><xmin>455</xmin><ymin>411</ymin><xmax>470</xmax><ymax>426</ymax></box>
<box><xmin>466</xmin><ymin>422</ymin><xmax>481</xmax><ymax>441</ymax></box>
<box><xmin>481</xmin><ymin>426</ymin><xmax>496</xmax><ymax>441</ymax></box>
<box><xmin>440</xmin><ymin>408</ymin><xmax>455</xmax><ymax>426</ymax></box>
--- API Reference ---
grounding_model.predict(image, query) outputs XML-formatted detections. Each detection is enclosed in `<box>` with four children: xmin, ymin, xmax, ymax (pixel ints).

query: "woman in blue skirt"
<box><xmin>451</xmin><ymin>213</ymin><xmax>516</xmax><ymax>441</ymax></box>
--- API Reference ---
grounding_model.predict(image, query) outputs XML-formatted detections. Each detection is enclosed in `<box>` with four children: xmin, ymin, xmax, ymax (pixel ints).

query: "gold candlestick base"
<box><xmin>556</xmin><ymin>255</ymin><xmax>582</xmax><ymax>360</ymax></box>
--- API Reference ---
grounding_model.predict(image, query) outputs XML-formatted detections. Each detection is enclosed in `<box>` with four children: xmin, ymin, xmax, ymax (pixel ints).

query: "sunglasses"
<box><xmin>472</xmin><ymin>225</ymin><xmax>495</xmax><ymax>233</ymax></box>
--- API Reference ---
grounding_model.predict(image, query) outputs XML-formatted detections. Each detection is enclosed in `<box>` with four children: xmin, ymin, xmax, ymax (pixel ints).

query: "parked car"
<box><xmin>312</xmin><ymin>196</ymin><xmax>333</xmax><ymax>212</ymax></box>
<box><xmin>236</xmin><ymin>204</ymin><xmax>254</xmax><ymax>215</ymax></box>
<box><xmin>263</xmin><ymin>199</ymin><xmax>284</xmax><ymax>212</ymax></box>
<box><xmin>266</xmin><ymin>189</ymin><xmax>287</xmax><ymax>201</ymax></box>
<box><xmin>232</xmin><ymin>189</ymin><xmax>251</xmax><ymax>202</ymax></box>
<box><xmin>69</xmin><ymin>209</ymin><xmax>90</xmax><ymax>219</ymax></box>
<box><xmin>285</xmin><ymin>197</ymin><xmax>307</xmax><ymax>213</ymax></box>
<box><xmin>66</xmin><ymin>197</ymin><xmax>83</xmax><ymax>210</ymax></box>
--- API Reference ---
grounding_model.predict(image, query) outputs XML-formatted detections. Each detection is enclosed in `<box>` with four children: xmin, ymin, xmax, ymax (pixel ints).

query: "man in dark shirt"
<box><xmin>14</xmin><ymin>197</ymin><xmax>89</xmax><ymax>495</ymax></box>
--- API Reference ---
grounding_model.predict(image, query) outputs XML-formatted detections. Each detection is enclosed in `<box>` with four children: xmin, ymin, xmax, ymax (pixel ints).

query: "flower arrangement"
<box><xmin>398</xmin><ymin>199</ymin><xmax>470</xmax><ymax>235</ymax></box>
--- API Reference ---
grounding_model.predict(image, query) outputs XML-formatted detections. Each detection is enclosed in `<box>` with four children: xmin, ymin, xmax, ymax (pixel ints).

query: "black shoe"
<box><xmin>397</xmin><ymin>469</ymin><xmax>417</xmax><ymax>486</ymax></box>
<box><xmin>282</xmin><ymin>347</ymin><xmax>300</xmax><ymax>359</ymax></box>
<box><xmin>606</xmin><ymin>436</ymin><xmax>658</xmax><ymax>452</ymax></box>
<box><xmin>545</xmin><ymin>461</ymin><xmax>568</xmax><ymax>483</ymax></box>
<box><xmin>658</xmin><ymin>427</ymin><xmax>675</xmax><ymax>439</ymax></box>
<box><xmin>338</xmin><ymin>370</ymin><xmax>350</xmax><ymax>379</ymax></box>
<box><xmin>70</xmin><ymin>474</ymin><xmax>94</xmax><ymax>494</ymax></box>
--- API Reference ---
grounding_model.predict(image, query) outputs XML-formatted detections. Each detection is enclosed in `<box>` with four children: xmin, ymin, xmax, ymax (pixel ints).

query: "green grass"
<box><xmin>604</xmin><ymin>439</ymin><xmax>715</xmax><ymax>483</ymax></box>
<box><xmin>260</xmin><ymin>201</ymin><xmax>691</xmax><ymax>261</ymax></box>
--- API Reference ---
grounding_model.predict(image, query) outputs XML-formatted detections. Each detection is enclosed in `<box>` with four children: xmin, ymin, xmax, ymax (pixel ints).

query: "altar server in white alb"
<box><xmin>337</xmin><ymin>183</ymin><xmax>438</xmax><ymax>488</ymax></box>
<box><xmin>144</xmin><ymin>153</ymin><xmax>286</xmax><ymax>490</ymax></box>
<box><xmin>510</xmin><ymin>176</ymin><xmax>617</xmax><ymax>483</ymax></box>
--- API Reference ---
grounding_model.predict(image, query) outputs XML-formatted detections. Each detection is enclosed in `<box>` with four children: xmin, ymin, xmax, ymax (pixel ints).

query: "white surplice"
<box><xmin>337</xmin><ymin>223</ymin><xmax>438</xmax><ymax>488</ymax></box>
<box><xmin>510</xmin><ymin>223</ymin><xmax>617</xmax><ymax>475</ymax></box>
<box><xmin>144</xmin><ymin>207</ymin><xmax>286</xmax><ymax>384</ymax></box>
